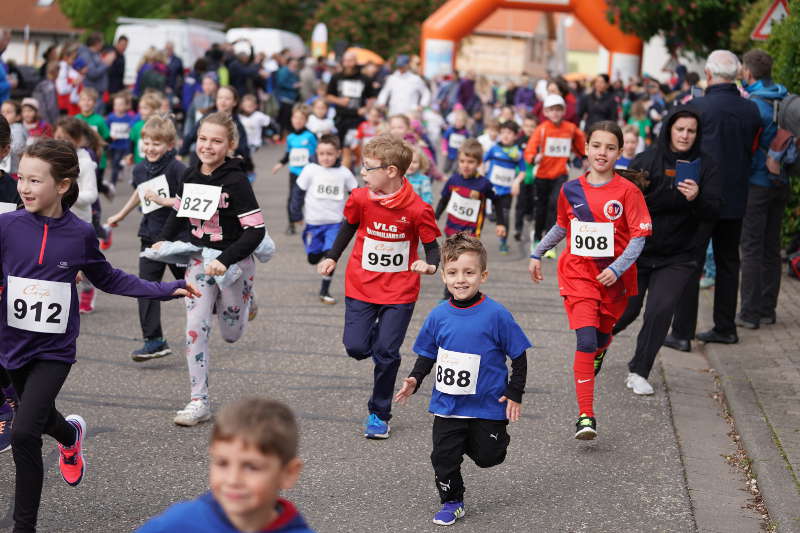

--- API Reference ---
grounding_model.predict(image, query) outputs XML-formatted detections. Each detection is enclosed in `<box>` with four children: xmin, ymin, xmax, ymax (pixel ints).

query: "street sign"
<box><xmin>751</xmin><ymin>0</ymin><xmax>790</xmax><ymax>41</ymax></box>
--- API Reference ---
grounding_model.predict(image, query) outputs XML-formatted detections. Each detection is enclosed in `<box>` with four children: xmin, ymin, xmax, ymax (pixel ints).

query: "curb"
<box><xmin>704</xmin><ymin>343</ymin><xmax>800</xmax><ymax>533</ymax></box>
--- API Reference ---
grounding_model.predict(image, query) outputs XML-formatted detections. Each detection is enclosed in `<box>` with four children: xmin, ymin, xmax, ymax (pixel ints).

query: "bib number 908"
<box><xmin>574</xmin><ymin>234</ymin><xmax>609</xmax><ymax>251</ymax></box>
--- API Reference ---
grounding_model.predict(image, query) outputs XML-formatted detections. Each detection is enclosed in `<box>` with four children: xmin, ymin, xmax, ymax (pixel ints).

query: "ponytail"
<box><xmin>23</xmin><ymin>139</ymin><xmax>80</xmax><ymax>210</ymax></box>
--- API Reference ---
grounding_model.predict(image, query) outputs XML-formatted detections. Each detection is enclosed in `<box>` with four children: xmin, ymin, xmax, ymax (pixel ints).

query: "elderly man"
<box><xmin>376</xmin><ymin>55</ymin><xmax>431</xmax><ymax>117</ymax></box>
<box><xmin>665</xmin><ymin>50</ymin><xmax>761</xmax><ymax>351</ymax></box>
<box><xmin>0</xmin><ymin>29</ymin><xmax>16</xmax><ymax>104</ymax></box>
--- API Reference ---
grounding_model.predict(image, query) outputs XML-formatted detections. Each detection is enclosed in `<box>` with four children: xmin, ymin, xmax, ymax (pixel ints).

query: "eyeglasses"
<box><xmin>362</xmin><ymin>164</ymin><xmax>388</xmax><ymax>172</ymax></box>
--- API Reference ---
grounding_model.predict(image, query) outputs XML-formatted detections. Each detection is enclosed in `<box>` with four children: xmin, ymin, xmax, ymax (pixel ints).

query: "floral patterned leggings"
<box><xmin>184</xmin><ymin>255</ymin><xmax>255</xmax><ymax>401</ymax></box>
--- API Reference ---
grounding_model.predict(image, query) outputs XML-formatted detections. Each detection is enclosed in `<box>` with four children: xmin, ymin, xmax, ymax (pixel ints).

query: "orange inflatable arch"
<box><xmin>421</xmin><ymin>0</ymin><xmax>642</xmax><ymax>80</ymax></box>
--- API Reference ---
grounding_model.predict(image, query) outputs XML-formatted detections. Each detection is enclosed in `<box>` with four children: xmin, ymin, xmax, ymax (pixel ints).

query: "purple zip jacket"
<box><xmin>0</xmin><ymin>209</ymin><xmax>187</xmax><ymax>369</ymax></box>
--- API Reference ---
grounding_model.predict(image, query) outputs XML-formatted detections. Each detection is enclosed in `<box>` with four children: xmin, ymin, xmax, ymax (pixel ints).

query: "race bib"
<box><xmin>289</xmin><ymin>148</ymin><xmax>310</xmax><ymax>167</ymax></box>
<box><xmin>448</xmin><ymin>133</ymin><xmax>466</xmax><ymax>150</ymax></box>
<box><xmin>176</xmin><ymin>183</ymin><xmax>222</xmax><ymax>221</ymax></box>
<box><xmin>544</xmin><ymin>137</ymin><xmax>571</xmax><ymax>158</ymax></box>
<box><xmin>435</xmin><ymin>347</ymin><xmax>480</xmax><ymax>395</ymax></box>
<box><xmin>0</xmin><ymin>202</ymin><xmax>17</xmax><ymax>214</ymax></box>
<box><xmin>312</xmin><ymin>173</ymin><xmax>344</xmax><ymax>201</ymax></box>
<box><xmin>446</xmin><ymin>192</ymin><xmax>480</xmax><ymax>223</ymax></box>
<box><xmin>490</xmin><ymin>165</ymin><xmax>516</xmax><ymax>187</ymax></box>
<box><xmin>340</xmin><ymin>79</ymin><xmax>364</xmax><ymax>99</ymax></box>
<box><xmin>110</xmin><ymin>122</ymin><xmax>130</xmax><ymax>140</ymax></box>
<box><xmin>137</xmin><ymin>174</ymin><xmax>170</xmax><ymax>215</ymax></box>
<box><xmin>361</xmin><ymin>237</ymin><xmax>410</xmax><ymax>273</ymax></box>
<box><xmin>570</xmin><ymin>219</ymin><xmax>614</xmax><ymax>257</ymax></box>
<box><xmin>6</xmin><ymin>276</ymin><xmax>71</xmax><ymax>334</ymax></box>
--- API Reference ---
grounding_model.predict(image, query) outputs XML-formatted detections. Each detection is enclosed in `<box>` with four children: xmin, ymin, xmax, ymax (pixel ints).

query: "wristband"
<box><xmin>530</xmin><ymin>254</ymin><xmax>541</xmax><ymax>260</ymax></box>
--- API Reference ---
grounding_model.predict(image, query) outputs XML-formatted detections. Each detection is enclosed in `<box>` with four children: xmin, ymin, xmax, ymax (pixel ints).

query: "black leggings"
<box><xmin>533</xmin><ymin>175</ymin><xmax>566</xmax><ymax>241</ymax></box>
<box><xmin>0</xmin><ymin>366</ymin><xmax>11</xmax><ymax>404</ymax></box>
<box><xmin>8</xmin><ymin>359</ymin><xmax>76</xmax><ymax>533</ymax></box>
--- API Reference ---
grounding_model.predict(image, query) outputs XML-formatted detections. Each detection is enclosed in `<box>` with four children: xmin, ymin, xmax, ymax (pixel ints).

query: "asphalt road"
<box><xmin>0</xmin><ymin>145</ymin><xmax>695</xmax><ymax>532</ymax></box>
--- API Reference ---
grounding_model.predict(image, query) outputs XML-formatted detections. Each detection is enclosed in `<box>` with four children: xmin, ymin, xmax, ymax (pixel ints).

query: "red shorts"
<box><xmin>563</xmin><ymin>295</ymin><xmax>628</xmax><ymax>332</ymax></box>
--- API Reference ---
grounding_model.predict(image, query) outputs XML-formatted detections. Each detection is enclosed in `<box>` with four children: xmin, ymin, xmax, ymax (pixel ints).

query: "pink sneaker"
<box><xmin>58</xmin><ymin>415</ymin><xmax>86</xmax><ymax>486</ymax></box>
<box><xmin>99</xmin><ymin>227</ymin><xmax>112</xmax><ymax>250</ymax></box>
<box><xmin>79</xmin><ymin>289</ymin><xmax>95</xmax><ymax>314</ymax></box>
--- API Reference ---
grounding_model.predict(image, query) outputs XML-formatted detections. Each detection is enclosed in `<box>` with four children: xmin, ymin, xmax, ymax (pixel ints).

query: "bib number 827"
<box><xmin>182</xmin><ymin>196</ymin><xmax>213</xmax><ymax>213</ymax></box>
<box><xmin>366</xmin><ymin>252</ymin><xmax>404</xmax><ymax>268</ymax></box>
<box><xmin>436</xmin><ymin>366</ymin><xmax>472</xmax><ymax>388</ymax></box>
<box><xmin>574</xmin><ymin>235</ymin><xmax>608</xmax><ymax>251</ymax></box>
<box><xmin>12</xmin><ymin>299</ymin><xmax>62</xmax><ymax>325</ymax></box>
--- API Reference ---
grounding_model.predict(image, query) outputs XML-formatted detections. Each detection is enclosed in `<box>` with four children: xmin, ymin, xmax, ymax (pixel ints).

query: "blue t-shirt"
<box><xmin>615</xmin><ymin>155</ymin><xmax>632</xmax><ymax>169</ymax></box>
<box><xmin>413</xmin><ymin>295</ymin><xmax>531</xmax><ymax>420</ymax></box>
<box><xmin>443</xmin><ymin>126</ymin><xmax>470</xmax><ymax>161</ymax></box>
<box><xmin>484</xmin><ymin>142</ymin><xmax>525</xmax><ymax>196</ymax></box>
<box><xmin>105</xmin><ymin>112</ymin><xmax>138</xmax><ymax>151</ymax></box>
<box><xmin>286</xmin><ymin>129</ymin><xmax>318</xmax><ymax>175</ymax></box>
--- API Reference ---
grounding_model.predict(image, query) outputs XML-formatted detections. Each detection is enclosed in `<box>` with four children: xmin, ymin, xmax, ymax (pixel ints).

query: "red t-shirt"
<box><xmin>343</xmin><ymin>187</ymin><xmax>441</xmax><ymax>304</ymax></box>
<box><xmin>556</xmin><ymin>173</ymin><xmax>652</xmax><ymax>301</ymax></box>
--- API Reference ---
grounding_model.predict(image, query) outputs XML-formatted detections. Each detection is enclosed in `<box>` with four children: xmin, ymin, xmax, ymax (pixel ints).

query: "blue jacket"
<box><xmin>688</xmin><ymin>83</ymin><xmax>761</xmax><ymax>218</ymax></box>
<box><xmin>0</xmin><ymin>57</ymin><xmax>9</xmax><ymax>104</ymax></box>
<box><xmin>275</xmin><ymin>67</ymin><xmax>299</xmax><ymax>104</ymax></box>
<box><xmin>747</xmin><ymin>79</ymin><xmax>788</xmax><ymax>188</ymax></box>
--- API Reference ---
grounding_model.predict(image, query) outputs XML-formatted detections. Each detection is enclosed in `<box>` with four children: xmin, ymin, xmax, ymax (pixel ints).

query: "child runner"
<box><xmin>528</xmin><ymin>121</ymin><xmax>651</xmax><ymax>440</ymax></box>
<box><xmin>476</xmin><ymin>119</ymin><xmax>499</xmax><ymax>155</ymax></box>
<box><xmin>483</xmin><ymin>121</ymin><xmax>522</xmax><ymax>253</ymax></box>
<box><xmin>1</xmin><ymin>139</ymin><xmax>197</xmax><ymax>533</ymax></box>
<box><xmin>156</xmin><ymin>112</ymin><xmax>266</xmax><ymax>427</ymax></box>
<box><xmin>353</xmin><ymin>107</ymin><xmax>384</xmax><ymax>167</ymax></box>
<box><xmin>75</xmin><ymin>87</ymin><xmax>111</xmax><ymax>198</ymax></box>
<box><xmin>272</xmin><ymin>104</ymin><xmax>317</xmax><ymax>236</ymax></box>
<box><xmin>441</xmin><ymin>109</ymin><xmax>470</xmax><ymax>175</ymax></box>
<box><xmin>0</xmin><ymin>100</ymin><xmax>28</xmax><ymax>175</ymax></box>
<box><xmin>317</xmin><ymin>133</ymin><xmax>441</xmax><ymax>439</ymax></box>
<box><xmin>106</xmin><ymin>115</ymin><xmax>190</xmax><ymax>361</ymax></box>
<box><xmin>512</xmin><ymin>114</ymin><xmax>537</xmax><ymax>242</ymax></box>
<box><xmin>238</xmin><ymin>94</ymin><xmax>272</xmax><ymax>153</ymax></box>
<box><xmin>292</xmin><ymin>134</ymin><xmax>358</xmax><ymax>304</ymax></box>
<box><xmin>523</xmin><ymin>94</ymin><xmax>586</xmax><ymax>257</ymax></box>
<box><xmin>105</xmin><ymin>91</ymin><xmax>136</xmax><ymax>188</ymax></box>
<box><xmin>407</xmin><ymin>145</ymin><xmax>434</xmax><ymax>206</ymax></box>
<box><xmin>388</xmin><ymin>114</ymin><xmax>442</xmax><ymax>182</ymax></box>
<box><xmin>136</xmin><ymin>397</ymin><xmax>315</xmax><ymax>533</ymax></box>
<box><xmin>307</xmin><ymin>98</ymin><xmax>336</xmax><ymax>139</ymax></box>
<box><xmin>395</xmin><ymin>233</ymin><xmax>530</xmax><ymax>526</ymax></box>
<box><xmin>615</xmin><ymin>125</ymin><xmax>639</xmax><ymax>169</ymax></box>
<box><xmin>129</xmin><ymin>92</ymin><xmax>163</xmax><ymax>167</ymax></box>
<box><xmin>20</xmin><ymin>98</ymin><xmax>53</xmax><ymax>141</ymax></box>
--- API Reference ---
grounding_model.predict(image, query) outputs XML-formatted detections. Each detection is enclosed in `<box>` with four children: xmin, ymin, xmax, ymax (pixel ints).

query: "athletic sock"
<box><xmin>596</xmin><ymin>332</ymin><xmax>612</xmax><ymax>353</ymax></box>
<box><xmin>574</xmin><ymin>350</ymin><xmax>595</xmax><ymax>417</ymax></box>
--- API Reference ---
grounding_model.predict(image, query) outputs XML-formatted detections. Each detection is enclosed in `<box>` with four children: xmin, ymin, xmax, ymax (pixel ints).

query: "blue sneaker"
<box><xmin>131</xmin><ymin>338</ymin><xmax>172</xmax><ymax>362</ymax></box>
<box><xmin>0</xmin><ymin>409</ymin><xmax>12</xmax><ymax>453</ymax></box>
<box><xmin>364</xmin><ymin>413</ymin><xmax>390</xmax><ymax>439</ymax></box>
<box><xmin>433</xmin><ymin>501</ymin><xmax>465</xmax><ymax>526</ymax></box>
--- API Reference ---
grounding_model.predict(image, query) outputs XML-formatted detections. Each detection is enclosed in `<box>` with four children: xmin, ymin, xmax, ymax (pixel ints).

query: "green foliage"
<box><xmin>59</xmin><ymin>0</ymin><xmax>173</xmax><ymax>42</ymax></box>
<box><xmin>606</xmin><ymin>0</ymin><xmax>751</xmax><ymax>54</ymax></box>
<box><xmin>730</xmin><ymin>0</ymin><xmax>775</xmax><ymax>53</ymax></box>
<box><xmin>308</xmin><ymin>0</ymin><xmax>447</xmax><ymax>59</ymax></box>
<box><xmin>170</xmin><ymin>0</ymin><xmax>321</xmax><ymax>36</ymax></box>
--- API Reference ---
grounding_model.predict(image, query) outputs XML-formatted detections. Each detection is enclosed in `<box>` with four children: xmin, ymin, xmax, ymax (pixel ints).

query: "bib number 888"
<box><xmin>366</xmin><ymin>252</ymin><xmax>404</xmax><ymax>268</ymax></box>
<box><xmin>12</xmin><ymin>299</ymin><xmax>62</xmax><ymax>325</ymax></box>
<box><xmin>436</xmin><ymin>366</ymin><xmax>472</xmax><ymax>388</ymax></box>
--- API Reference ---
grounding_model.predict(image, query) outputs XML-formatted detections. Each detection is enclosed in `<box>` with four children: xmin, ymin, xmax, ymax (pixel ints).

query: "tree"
<box><xmin>308</xmin><ymin>0</ymin><xmax>447</xmax><ymax>59</ymax></box>
<box><xmin>606</xmin><ymin>0</ymin><xmax>752</xmax><ymax>54</ymax></box>
<box><xmin>170</xmin><ymin>0</ymin><xmax>321</xmax><ymax>37</ymax></box>
<box><xmin>730</xmin><ymin>0</ymin><xmax>775</xmax><ymax>52</ymax></box>
<box><xmin>60</xmin><ymin>0</ymin><xmax>174</xmax><ymax>41</ymax></box>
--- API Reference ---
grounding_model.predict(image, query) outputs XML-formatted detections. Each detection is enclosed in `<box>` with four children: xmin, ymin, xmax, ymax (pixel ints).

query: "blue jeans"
<box><xmin>703</xmin><ymin>241</ymin><xmax>716</xmax><ymax>279</ymax></box>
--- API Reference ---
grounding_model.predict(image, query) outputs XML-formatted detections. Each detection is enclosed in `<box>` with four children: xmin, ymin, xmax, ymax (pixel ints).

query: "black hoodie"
<box><xmin>629</xmin><ymin>107</ymin><xmax>721</xmax><ymax>264</ymax></box>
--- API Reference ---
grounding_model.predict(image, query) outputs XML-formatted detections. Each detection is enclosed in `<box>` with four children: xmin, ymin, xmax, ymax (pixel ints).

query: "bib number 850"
<box><xmin>12</xmin><ymin>300</ymin><xmax>62</xmax><ymax>325</ymax></box>
<box><xmin>366</xmin><ymin>252</ymin><xmax>404</xmax><ymax>268</ymax></box>
<box><xmin>436</xmin><ymin>366</ymin><xmax>472</xmax><ymax>388</ymax></box>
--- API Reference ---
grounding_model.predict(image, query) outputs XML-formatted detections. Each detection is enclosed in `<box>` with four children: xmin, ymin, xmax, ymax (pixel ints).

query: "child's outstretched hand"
<box><xmin>317</xmin><ymin>258</ymin><xmax>336</xmax><ymax>276</ymax></box>
<box><xmin>410</xmin><ymin>260</ymin><xmax>436</xmax><ymax>275</ymax></box>
<box><xmin>528</xmin><ymin>258</ymin><xmax>543</xmax><ymax>283</ymax></box>
<box><xmin>271</xmin><ymin>163</ymin><xmax>283</xmax><ymax>175</ymax></box>
<box><xmin>173</xmin><ymin>282</ymin><xmax>201</xmax><ymax>299</ymax></box>
<box><xmin>394</xmin><ymin>377</ymin><xmax>417</xmax><ymax>405</ymax></box>
<box><xmin>106</xmin><ymin>213</ymin><xmax>124</xmax><ymax>227</ymax></box>
<box><xmin>499</xmin><ymin>396</ymin><xmax>521</xmax><ymax>422</ymax></box>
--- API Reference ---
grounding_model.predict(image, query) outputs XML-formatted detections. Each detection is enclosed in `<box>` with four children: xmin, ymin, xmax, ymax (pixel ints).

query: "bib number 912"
<box><xmin>12</xmin><ymin>300</ymin><xmax>62</xmax><ymax>325</ymax></box>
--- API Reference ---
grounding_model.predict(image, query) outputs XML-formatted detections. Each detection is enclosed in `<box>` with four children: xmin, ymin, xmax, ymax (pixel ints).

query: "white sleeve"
<box><xmin>295</xmin><ymin>165</ymin><xmax>313</xmax><ymax>191</ymax></box>
<box><xmin>75</xmin><ymin>153</ymin><xmax>99</xmax><ymax>210</ymax></box>
<box><xmin>418</xmin><ymin>78</ymin><xmax>431</xmax><ymax>109</ymax></box>
<box><xmin>376</xmin><ymin>77</ymin><xmax>392</xmax><ymax>108</ymax></box>
<box><xmin>344</xmin><ymin>169</ymin><xmax>358</xmax><ymax>192</ymax></box>
<box><xmin>56</xmin><ymin>63</ymin><xmax>70</xmax><ymax>94</ymax></box>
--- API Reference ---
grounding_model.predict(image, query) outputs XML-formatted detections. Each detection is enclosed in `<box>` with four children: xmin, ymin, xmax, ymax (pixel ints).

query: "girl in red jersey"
<box><xmin>528</xmin><ymin>121</ymin><xmax>652</xmax><ymax>440</ymax></box>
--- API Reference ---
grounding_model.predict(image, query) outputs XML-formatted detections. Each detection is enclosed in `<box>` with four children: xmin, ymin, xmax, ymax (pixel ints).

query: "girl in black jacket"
<box><xmin>613</xmin><ymin>107</ymin><xmax>720</xmax><ymax>394</ymax></box>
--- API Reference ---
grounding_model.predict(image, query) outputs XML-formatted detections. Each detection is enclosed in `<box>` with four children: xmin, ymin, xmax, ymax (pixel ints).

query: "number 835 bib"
<box><xmin>435</xmin><ymin>348</ymin><xmax>480</xmax><ymax>395</ymax></box>
<box><xmin>6</xmin><ymin>276</ymin><xmax>71</xmax><ymax>334</ymax></box>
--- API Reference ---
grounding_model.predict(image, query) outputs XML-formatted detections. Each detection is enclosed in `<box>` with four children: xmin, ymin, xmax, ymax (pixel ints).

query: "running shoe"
<box><xmin>79</xmin><ymin>289</ymin><xmax>95</xmax><ymax>314</ymax></box>
<box><xmin>174</xmin><ymin>399</ymin><xmax>212</xmax><ymax>427</ymax></box>
<box><xmin>499</xmin><ymin>241</ymin><xmax>509</xmax><ymax>255</ymax></box>
<box><xmin>544</xmin><ymin>248</ymin><xmax>557</xmax><ymax>259</ymax></box>
<box><xmin>433</xmin><ymin>502</ymin><xmax>465</xmax><ymax>526</ymax></box>
<box><xmin>99</xmin><ymin>225</ymin><xmax>113</xmax><ymax>250</ymax></box>
<box><xmin>319</xmin><ymin>293</ymin><xmax>336</xmax><ymax>305</ymax></box>
<box><xmin>575</xmin><ymin>413</ymin><xmax>597</xmax><ymax>440</ymax></box>
<box><xmin>58</xmin><ymin>414</ymin><xmax>87</xmax><ymax>486</ymax></box>
<box><xmin>0</xmin><ymin>409</ymin><xmax>12</xmax><ymax>453</ymax></box>
<box><xmin>626</xmin><ymin>373</ymin><xmax>654</xmax><ymax>395</ymax></box>
<box><xmin>594</xmin><ymin>348</ymin><xmax>607</xmax><ymax>376</ymax></box>
<box><xmin>364</xmin><ymin>413</ymin><xmax>390</xmax><ymax>439</ymax></box>
<box><xmin>131</xmin><ymin>338</ymin><xmax>172</xmax><ymax>362</ymax></box>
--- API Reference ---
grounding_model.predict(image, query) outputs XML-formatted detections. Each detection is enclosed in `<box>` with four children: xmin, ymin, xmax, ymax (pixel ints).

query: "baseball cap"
<box><xmin>22</xmin><ymin>97</ymin><xmax>40</xmax><ymax>111</ymax></box>
<box><xmin>395</xmin><ymin>55</ymin><xmax>410</xmax><ymax>68</ymax></box>
<box><xmin>544</xmin><ymin>94</ymin><xmax>566</xmax><ymax>109</ymax></box>
<box><xmin>72</xmin><ymin>57</ymin><xmax>87</xmax><ymax>70</ymax></box>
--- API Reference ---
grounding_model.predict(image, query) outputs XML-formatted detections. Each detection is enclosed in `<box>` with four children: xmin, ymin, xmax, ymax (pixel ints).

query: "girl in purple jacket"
<box><xmin>0</xmin><ymin>139</ymin><xmax>199</xmax><ymax>533</ymax></box>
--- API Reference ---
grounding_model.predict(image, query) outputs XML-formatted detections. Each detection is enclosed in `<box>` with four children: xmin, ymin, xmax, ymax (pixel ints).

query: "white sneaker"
<box><xmin>173</xmin><ymin>399</ymin><xmax>212</xmax><ymax>426</ymax></box>
<box><xmin>626</xmin><ymin>373</ymin><xmax>654</xmax><ymax>395</ymax></box>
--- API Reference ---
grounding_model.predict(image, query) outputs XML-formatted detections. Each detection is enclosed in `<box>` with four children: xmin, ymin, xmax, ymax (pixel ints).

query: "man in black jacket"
<box><xmin>579</xmin><ymin>74</ymin><xmax>617</xmax><ymax>128</ymax></box>
<box><xmin>665</xmin><ymin>50</ymin><xmax>761</xmax><ymax>351</ymax></box>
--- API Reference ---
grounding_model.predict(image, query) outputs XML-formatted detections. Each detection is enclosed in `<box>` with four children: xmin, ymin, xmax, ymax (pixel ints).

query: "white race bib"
<box><xmin>570</xmin><ymin>219</ymin><xmax>614</xmax><ymax>257</ymax></box>
<box><xmin>289</xmin><ymin>148</ymin><xmax>310</xmax><ymax>167</ymax></box>
<box><xmin>340</xmin><ymin>80</ymin><xmax>364</xmax><ymax>99</ymax></box>
<box><xmin>435</xmin><ymin>347</ymin><xmax>480</xmax><ymax>395</ymax></box>
<box><xmin>137</xmin><ymin>174</ymin><xmax>170</xmax><ymax>215</ymax></box>
<box><xmin>6</xmin><ymin>276</ymin><xmax>71</xmax><ymax>334</ymax></box>
<box><xmin>446</xmin><ymin>192</ymin><xmax>480</xmax><ymax>223</ymax></box>
<box><xmin>544</xmin><ymin>137</ymin><xmax>571</xmax><ymax>158</ymax></box>
<box><xmin>361</xmin><ymin>237</ymin><xmax>410</xmax><ymax>273</ymax></box>
<box><xmin>312</xmin><ymin>172</ymin><xmax>344</xmax><ymax>201</ymax></box>
<box><xmin>448</xmin><ymin>133</ymin><xmax>466</xmax><ymax>150</ymax></box>
<box><xmin>490</xmin><ymin>165</ymin><xmax>516</xmax><ymax>187</ymax></box>
<box><xmin>176</xmin><ymin>183</ymin><xmax>222</xmax><ymax>221</ymax></box>
<box><xmin>110</xmin><ymin>122</ymin><xmax>130</xmax><ymax>140</ymax></box>
<box><xmin>0</xmin><ymin>202</ymin><xmax>16</xmax><ymax>214</ymax></box>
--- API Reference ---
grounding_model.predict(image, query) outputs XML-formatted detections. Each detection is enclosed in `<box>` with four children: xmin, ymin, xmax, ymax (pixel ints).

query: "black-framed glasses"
<box><xmin>362</xmin><ymin>164</ymin><xmax>388</xmax><ymax>172</ymax></box>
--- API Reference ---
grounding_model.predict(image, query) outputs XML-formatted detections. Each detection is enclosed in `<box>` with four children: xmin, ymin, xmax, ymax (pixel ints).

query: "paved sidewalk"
<box><xmin>700</xmin><ymin>274</ymin><xmax>800</xmax><ymax>532</ymax></box>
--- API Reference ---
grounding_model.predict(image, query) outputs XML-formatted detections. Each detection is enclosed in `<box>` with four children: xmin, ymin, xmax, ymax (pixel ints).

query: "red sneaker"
<box><xmin>79</xmin><ymin>289</ymin><xmax>95</xmax><ymax>314</ymax></box>
<box><xmin>99</xmin><ymin>227</ymin><xmax>112</xmax><ymax>250</ymax></box>
<box><xmin>58</xmin><ymin>415</ymin><xmax>86</xmax><ymax>486</ymax></box>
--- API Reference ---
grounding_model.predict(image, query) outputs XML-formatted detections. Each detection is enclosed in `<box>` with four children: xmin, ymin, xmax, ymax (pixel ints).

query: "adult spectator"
<box><xmin>38</xmin><ymin>45</ymin><xmax>59</xmax><ymax>80</ymax></box>
<box><xmin>326</xmin><ymin>50</ymin><xmax>376</xmax><ymax>167</ymax></box>
<box><xmin>299</xmin><ymin>57</ymin><xmax>317</xmax><ymax>102</ymax></box>
<box><xmin>32</xmin><ymin>61</ymin><xmax>59</xmax><ymax>126</ymax></box>
<box><xmin>376</xmin><ymin>55</ymin><xmax>431</xmax><ymax>116</ymax></box>
<box><xmin>0</xmin><ymin>29</ymin><xmax>15</xmax><ymax>104</ymax></box>
<box><xmin>457</xmin><ymin>70</ymin><xmax>477</xmax><ymax>113</ymax></box>
<box><xmin>514</xmin><ymin>73</ymin><xmax>536</xmax><ymax>113</ymax></box>
<box><xmin>732</xmin><ymin>49</ymin><xmax>790</xmax><ymax>334</ymax></box>
<box><xmin>613</xmin><ymin>108</ymin><xmax>720</xmax><ymax>394</ymax></box>
<box><xmin>275</xmin><ymin>57</ymin><xmax>300</xmax><ymax>135</ymax></box>
<box><xmin>164</xmin><ymin>41</ymin><xmax>184</xmax><ymax>98</ymax></box>
<box><xmin>108</xmin><ymin>35</ymin><xmax>128</xmax><ymax>95</ymax></box>
<box><xmin>134</xmin><ymin>48</ymin><xmax>167</xmax><ymax>97</ymax></box>
<box><xmin>666</xmin><ymin>50</ymin><xmax>761</xmax><ymax>351</ymax></box>
<box><xmin>228</xmin><ymin>49</ymin><xmax>265</xmax><ymax>97</ymax></box>
<box><xmin>580</xmin><ymin>74</ymin><xmax>617</xmax><ymax>127</ymax></box>
<box><xmin>181</xmin><ymin>57</ymin><xmax>208</xmax><ymax>112</ymax></box>
<box><xmin>77</xmin><ymin>32</ymin><xmax>115</xmax><ymax>112</ymax></box>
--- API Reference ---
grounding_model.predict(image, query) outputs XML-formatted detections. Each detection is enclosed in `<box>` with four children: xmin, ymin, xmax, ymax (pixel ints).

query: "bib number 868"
<box><xmin>436</xmin><ymin>366</ymin><xmax>472</xmax><ymax>388</ymax></box>
<box><xmin>574</xmin><ymin>235</ymin><xmax>608</xmax><ymax>251</ymax></box>
<box><xmin>12</xmin><ymin>299</ymin><xmax>62</xmax><ymax>325</ymax></box>
<box><xmin>366</xmin><ymin>252</ymin><xmax>404</xmax><ymax>268</ymax></box>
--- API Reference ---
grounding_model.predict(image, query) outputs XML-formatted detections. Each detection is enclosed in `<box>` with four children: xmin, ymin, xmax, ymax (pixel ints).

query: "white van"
<box><xmin>114</xmin><ymin>18</ymin><xmax>227</xmax><ymax>86</ymax></box>
<box><xmin>225</xmin><ymin>28</ymin><xmax>306</xmax><ymax>59</ymax></box>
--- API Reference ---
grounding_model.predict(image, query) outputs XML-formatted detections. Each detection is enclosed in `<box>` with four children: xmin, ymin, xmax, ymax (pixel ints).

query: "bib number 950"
<box><xmin>361</xmin><ymin>237</ymin><xmax>410</xmax><ymax>273</ymax></box>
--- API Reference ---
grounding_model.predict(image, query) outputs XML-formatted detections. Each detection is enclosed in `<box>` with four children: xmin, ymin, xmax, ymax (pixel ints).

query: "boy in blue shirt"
<box><xmin>395</xmin><ymin>232</ymin><xmax>530</xmax><ymax>526</ymax></box>
<box><xmin>137</xmin><ymin>397</ymin><xmax>315</xmax><ymax>533</ymax></box>
<box><xmin>106</xmin><ymin>92</ymin><xmax>137</xmax><ymax>187</ymax></box>
<box><xmin>484</xmin><ymin>121</ymin><xmax>525</xmax><ymax>254</ymax></box>
<box><xmin>441</xmin><ymin>109</ymin><xmax>471</xmax><ymax>175</ymax></box>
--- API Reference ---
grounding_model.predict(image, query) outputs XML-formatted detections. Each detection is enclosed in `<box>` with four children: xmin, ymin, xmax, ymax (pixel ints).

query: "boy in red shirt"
<box><xmin>318</xmin><ymin>134</ymin><xmax>441</xmax><ymax>439</ymax></box>
<box><xmin>523</xmin><ymin>94</ymin><xmax>587</xmax><ymax>255</ymax></box>
<box><xmin>529</xmin><ymin>121</ymin><xmax>651</xmax><ymax>440</ymax></box>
